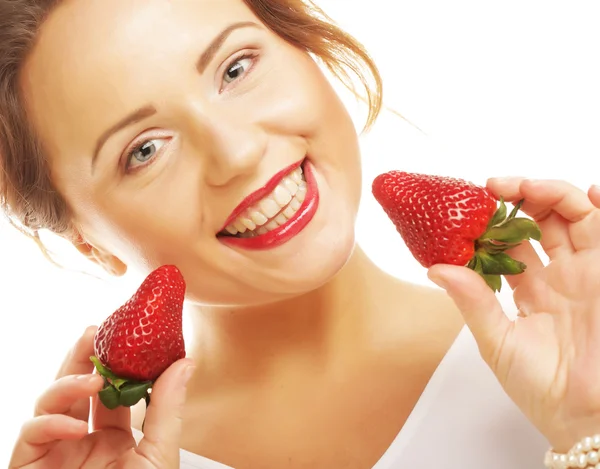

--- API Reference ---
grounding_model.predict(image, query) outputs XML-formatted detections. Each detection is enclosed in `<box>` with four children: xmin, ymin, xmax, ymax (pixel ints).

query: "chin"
<box><xmin>188</xmin><ymin>226</ymin><xmax>356</xmax><ymax>307</ymax></box>
<box><xmin>282</xmin><ymin>227</ymin><xmax>356</xmax><ymax>295</ymax></box>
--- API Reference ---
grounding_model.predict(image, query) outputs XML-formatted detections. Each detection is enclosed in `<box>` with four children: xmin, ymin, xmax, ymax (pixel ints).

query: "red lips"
<box><xmin>218</xmin><ymin>159</ymin><xmax>319</xmax><ymax>250</ymax></box>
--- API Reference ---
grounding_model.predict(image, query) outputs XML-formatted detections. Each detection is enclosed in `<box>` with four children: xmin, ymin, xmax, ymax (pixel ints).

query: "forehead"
<box><xmin>21</xmin><ymin>0</ymin><xmax>257</xmax><ymax>160</ymax></box>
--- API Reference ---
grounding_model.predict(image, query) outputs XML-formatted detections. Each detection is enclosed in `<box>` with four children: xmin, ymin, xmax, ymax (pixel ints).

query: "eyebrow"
<box><xmin>92</xmin><ymin>21</ymin><xmax>259</xmax><ymax>170</ymax></box>
<box><xmin>92</xmin><ymin>105</ymin><xmax>157</xmax><ymax>170</ymax></box>
<box><xmin>196</xmin><ymin>21</ymin><xmax>260</xmax><ymax>73</ymax></box>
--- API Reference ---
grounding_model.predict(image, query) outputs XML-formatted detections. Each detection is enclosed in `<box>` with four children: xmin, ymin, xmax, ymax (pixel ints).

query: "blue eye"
<box><xmin>223</xmin><ymin>55</ymin><xmax>254</xmax><ymax>85</ymax></box>
<box><xmin>126</xmin><ymin>139</ymin><xmax>166</xmax><ymax>170</ymax></box>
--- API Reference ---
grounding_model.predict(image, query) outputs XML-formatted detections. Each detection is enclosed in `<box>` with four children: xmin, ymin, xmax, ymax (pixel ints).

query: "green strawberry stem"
<box><xmin>467</xmin><ymin>198</ymin><xmax>542</xmax><ymax>292</ymax></box>
<box><xmin>90</xmin><ymin>356</ymin><xmax>153</xmax><ymax>429</ymax></box>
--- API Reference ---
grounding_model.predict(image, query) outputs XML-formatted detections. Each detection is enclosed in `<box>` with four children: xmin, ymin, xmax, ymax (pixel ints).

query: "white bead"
<box><xmin>584</xmin><ymin>437</ymin><xmax>594</xmax><ymax>452</ymax></box>
<box><xmin>568</xmin><ymin>454</ymin><xmax>578</xmax><ymax>467</ymax></box>
<box><xmin>594</xmin><ymin>435</ymin><xmax>600</xmax><ymax>449</ymax></box>
<box><xmin>576</xmin><ymin>453</ymin><xmax>588</xmax><ymax>468</ymax></box>
<box><xmin>574</xmin><ymin>442</ymin><xmax>585</xmax><ymax>454</ymax></box>
<box><xmin>588</xmin><ymin>451</ymin><xmax>600</xmax><ymax>465</ymax></box>
<box><xmin>545</xmin><ymin>451</ymin><xmax>553</xmax><ymax>467</ymax></box>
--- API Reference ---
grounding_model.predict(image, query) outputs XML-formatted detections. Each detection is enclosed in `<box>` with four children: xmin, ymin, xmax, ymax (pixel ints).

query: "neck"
<box><xmin>186</xmin><ymin>245</ymin><xmax>404</xmax><ymax>390</ymax></box>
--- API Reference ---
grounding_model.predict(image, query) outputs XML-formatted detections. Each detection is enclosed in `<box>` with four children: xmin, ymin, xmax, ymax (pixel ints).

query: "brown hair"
<box><xmin>0</xmin><ymin>0</ymin><xmax>382</xmax><ymax>249</ymax></box>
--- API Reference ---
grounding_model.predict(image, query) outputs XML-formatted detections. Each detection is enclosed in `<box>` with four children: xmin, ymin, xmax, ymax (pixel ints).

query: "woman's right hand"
<box><xmin>9</xmin><ymin>326</ymin><xmax>194</xmax><ymax>469</ymax></box>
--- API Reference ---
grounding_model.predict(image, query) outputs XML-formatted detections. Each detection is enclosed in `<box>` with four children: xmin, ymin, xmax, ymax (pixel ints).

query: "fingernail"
<box><xmin>183</xmin><ymin>365</ymin><xmax>195</xmax><ymax>385</ymax></box>
<box><xmin>428</xmin><ymin>272</ymin><xmax>449</xmax><ymax>290</ymax></box>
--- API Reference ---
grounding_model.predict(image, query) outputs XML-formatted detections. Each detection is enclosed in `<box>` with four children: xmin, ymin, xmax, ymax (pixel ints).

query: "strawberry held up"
<box><xmin>372</xmin><ymin>171</ymin><xmax>542</xmax><ymax>292</ymax></box>
<box><xmin>90</xmin><ymin>264</ymin><xmax>186</xmax><ymax>410</ymax></box>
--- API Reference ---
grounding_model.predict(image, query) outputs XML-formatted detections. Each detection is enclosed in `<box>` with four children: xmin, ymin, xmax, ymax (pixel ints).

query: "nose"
<box><xmin>186</xmin><ymin>103</ymin><xmax>267</xmax><ymax>187</ymax></box>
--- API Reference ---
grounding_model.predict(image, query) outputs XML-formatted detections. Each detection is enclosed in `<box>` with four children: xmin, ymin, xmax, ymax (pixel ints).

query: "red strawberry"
<box><xmin>372</xmin><ymin>171</ymin><xmax>541</xmax><ymax>292</ymax></box>
<box><xmin>90</xmin><ymin>264</ymin><xmax>186</xmax><ymax>410</ymax></box>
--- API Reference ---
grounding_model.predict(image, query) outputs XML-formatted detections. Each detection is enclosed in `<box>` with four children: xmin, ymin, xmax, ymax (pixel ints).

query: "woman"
<box><xmin>5</xmin><ymin>0</ymin><xmax>600</xmax><ymax>468</ymax></box>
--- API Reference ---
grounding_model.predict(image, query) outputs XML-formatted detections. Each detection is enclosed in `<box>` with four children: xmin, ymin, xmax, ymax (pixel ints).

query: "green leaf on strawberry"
<box><xmin>90</xmin><ymin>356</ymin><xmax>154</xmax><ymax>409</ymax></box>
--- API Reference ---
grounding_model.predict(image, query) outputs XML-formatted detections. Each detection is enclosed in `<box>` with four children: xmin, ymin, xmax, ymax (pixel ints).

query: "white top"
<box><xmin>132</xmin><ymin>326</ymin><xmax>549</xmax><ymax>468</ymax></box>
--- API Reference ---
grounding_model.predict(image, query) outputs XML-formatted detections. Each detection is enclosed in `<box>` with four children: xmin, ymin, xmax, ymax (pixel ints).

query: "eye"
<box><xmin>126</xmin><ymin>139</ymin><xmax>167</xmax><ymax>171</ymax></box>
<box><xmin>222</xmin><ymin>54</ymin><xmax>255</xmax><ymax>85</ymax></box>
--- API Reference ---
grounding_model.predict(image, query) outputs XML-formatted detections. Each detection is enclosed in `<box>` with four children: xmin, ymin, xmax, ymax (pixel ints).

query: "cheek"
<box><xmin>248</xmin><ymin>49</ymin><xmax>355</xmax><ymax>138</ymax></box>
<box><xmin>71</xmin><ymin>166</ymin><xmax>203</xmax><ymax>266</ymax></box>
<box><xmin>264</xmin><ymin>55</ymin><xmax>362</xmax><ymax>181</ymax></box>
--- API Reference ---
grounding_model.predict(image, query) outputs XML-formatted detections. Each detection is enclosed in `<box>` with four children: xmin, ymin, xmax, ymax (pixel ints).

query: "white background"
<box><xmin>2</xmin><ymin>0</ymin><xmax>599</xmax><ymax>464</ymax></box>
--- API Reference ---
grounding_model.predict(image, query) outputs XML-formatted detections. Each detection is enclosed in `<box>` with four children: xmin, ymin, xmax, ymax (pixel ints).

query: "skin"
<box><xmin>20</xmin><ymin>0</ymin><xmax>464</xmax><ymax>467</ymax></box>
<box><xmin>12</xmin><ymin>0</ymin><xmax>600</xmax><ymax>468</ymax></box>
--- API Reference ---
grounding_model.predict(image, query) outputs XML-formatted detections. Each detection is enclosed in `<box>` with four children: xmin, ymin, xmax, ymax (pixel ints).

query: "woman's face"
<box><xmin>22</xmin><ymin>0</ymin><xmax>363</xmax><ymax>305</ymax></box>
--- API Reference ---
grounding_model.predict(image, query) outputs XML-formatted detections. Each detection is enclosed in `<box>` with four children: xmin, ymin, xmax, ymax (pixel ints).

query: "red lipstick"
<box><xmin>218</xmin><ymin>160</ymin><xmax>319</xmax><ymax>250</ymax></box>
<box><xmin>219</xmin><ymin>159</ymin><xmax>304</xmax><ymax>232</ymax></box>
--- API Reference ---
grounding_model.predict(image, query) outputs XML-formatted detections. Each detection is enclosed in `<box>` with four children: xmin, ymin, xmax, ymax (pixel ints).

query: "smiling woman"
<box><xmin>4</xmin><ymin>1</ymin><xmax>600</xmax><ymax>469</ymax></box>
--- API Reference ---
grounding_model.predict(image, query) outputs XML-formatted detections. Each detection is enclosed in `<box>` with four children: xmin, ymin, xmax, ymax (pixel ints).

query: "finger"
<box><xmin>501</xmin><ymin>240</ymin><xmax>545</xmax><ymax>290</ymax></box>
<box><xmin>137</xmin><ymin>359</ymin><xmax>195</xmax><ymax>468</ymax></box>
<box><xmin>487</xmin><ymin>177</ymin><xmax>575</xmax><ymax>259</ymax></box>
<box><xmin>520</xmin><ymin>178</ymin><xmax>596</xmax><ymax>222</ymax></box>
<box><xmin>485</xmin><ymin>176</ymin><xmax>526</xmax><ymax>202</ymax></box>
<box><xmin>91</xmin><ymin>394</ymin><xmax>132</xmax><ymax>433</ymax></box>
<box><xmin>53</xmin><ymin>326</ymin><xmax>98</xmax><ymax>422</ymax></box>
<box><xmin>516</xmin><ymin>179</ymin><xmax>600</xmax><ymax>252</ymax></box>
<box><xmin>428</xmin><ymin>265</ymin><xmax>510</xmax><ymax>369</ymax></box>
<box><xmin>488</xmin><ymin>178</ymin><xmax>584</xmax><ymax>256</ymax></box>
<box><xmin>8</xmin><ymin>414</ymin><xmax>88</xmax><ymax>468</ymax></box>
<box><xmin>589</xmin><ymin>185</ymin><xmax>600</xmax><ymax>209</ymax></box>
<box><xmin>56</xmin><ymin>326</ymin><xmax>97</xmax><ymax>379</ymax></box>
<box><xmin>34</xmin><ymin>374</ymin><xmax>104</xmax><ymax>418</ymax></box>
<box><xmin>489</xmin><ymin>178</ymin><xmax>595</xmax><ymax>222</ymax></box>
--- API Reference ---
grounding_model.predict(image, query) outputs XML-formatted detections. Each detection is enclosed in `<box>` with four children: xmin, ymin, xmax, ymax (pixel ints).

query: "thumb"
<box><xmin>428</xmin><ymin>264</ymin><xmax>511</xmax><ymax>365</ymax></box>
<box><xmin>136</xmin><ymin>358</ymin><xmax>195</xmax><ymax>468</ymax></box>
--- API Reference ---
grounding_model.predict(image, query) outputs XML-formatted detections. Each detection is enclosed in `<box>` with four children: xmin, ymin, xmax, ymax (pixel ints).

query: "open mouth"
<box><xmin>218</xmin><ymin>161</ymin><xmax>308</xmax><ymax>239</ymax></box>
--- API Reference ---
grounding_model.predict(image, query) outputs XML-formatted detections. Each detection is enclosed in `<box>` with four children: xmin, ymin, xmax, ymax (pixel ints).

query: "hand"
<box><xmin>427</xmin><ymin>178</ymin><xmax>600</xmax><ymax>453</ymax></box>
<box><xmin>9</xmin><ymin>326</ymin><xmax>194</xmax><ymax>469</ymax></box>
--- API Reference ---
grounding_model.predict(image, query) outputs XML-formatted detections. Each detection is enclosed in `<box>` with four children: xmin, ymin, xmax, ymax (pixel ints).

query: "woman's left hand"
<box><xmin>428</xmin><ymin>177</ymin><xmax>600</xmax><ymax>453</ymax></box>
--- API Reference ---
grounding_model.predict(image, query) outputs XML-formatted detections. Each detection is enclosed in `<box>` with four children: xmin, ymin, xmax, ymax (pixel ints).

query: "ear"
<box><xmin>72</xmin><ymin>233</ymin><xmax>127</xmax><ymax>277</ymax></box>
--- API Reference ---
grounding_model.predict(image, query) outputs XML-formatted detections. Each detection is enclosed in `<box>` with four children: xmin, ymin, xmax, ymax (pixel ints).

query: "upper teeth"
<box><xmin>224</xmin><ymin>166</ymin><xmax>307</xmax><ymax>237</ymax></box>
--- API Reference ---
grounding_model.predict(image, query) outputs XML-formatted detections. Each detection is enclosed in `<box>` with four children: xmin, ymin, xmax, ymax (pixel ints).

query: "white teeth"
<box><xmin>233</xmin><ymin>220</ymin><xmax>247</xmax><ymax>233</ymax></box>
<box><xmin>273</xmin><ymin>185</ymin><xmax>293</xmax><ymax>206</ymax></box>
<box><xmin>291</xmin><ymin>169</ymin><xmax>303</xmax><ymax>184</ymax></box>
<box><xmin>240</xmin><ymin>217</ymin><xmax>256</xmax><ymax>231</ymax></box>
<box><xmin>282</xmin><ymin>205</ymin><xmax>296</xmax><ymax>218</ymax></box>
<box><xmin>259</xmin><ymin>198</ymin><xmax>281</xmax><ymax>218</ymax></box>
<box><xmin>222</xmin><ymin>164</ymin><xmax>308</xmax><ymax>238</ymax></box>
<box><xmin>282</xmin><ymin>177</ymin><xmax>299</xmax><ymax>196</ymax></box>
<box><xmin>296</xmin><ymin>185</ymin><xmax>306</xmax><ymax>203</ymax></box>
<box><xmin>265</xmin><ymin>220</ymin><xmax>279</xmax><ymax>231</ymax></box>
<box><xmin>250</xmin><ymin>211</ymin><xmax>268</xmax><ymax>226</ymax></box>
